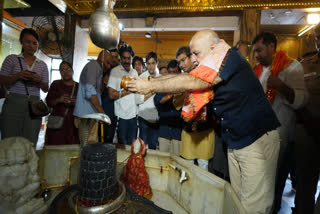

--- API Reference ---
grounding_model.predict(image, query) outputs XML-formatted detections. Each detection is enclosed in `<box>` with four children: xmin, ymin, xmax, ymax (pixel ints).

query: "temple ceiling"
<box><xmin>64</xmin><ymin>0</ymin><xmax>320</xmax><ymax>15</ymax></box>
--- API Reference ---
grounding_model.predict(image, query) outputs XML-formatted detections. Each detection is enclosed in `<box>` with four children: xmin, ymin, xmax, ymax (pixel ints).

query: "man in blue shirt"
<box><xmin>74</xmin><ymin>50</ymin><xmax>113</xmax><ymax>144</ymax></box>
<box><xmin>127</xmin><ymin>29</ymin><xmax>281</xmax><ymax>214</ymax></box>
<box><xmin>154</xmin><ymin>60</ymin><xmax>182</xmax><ymax>156</ymax></box>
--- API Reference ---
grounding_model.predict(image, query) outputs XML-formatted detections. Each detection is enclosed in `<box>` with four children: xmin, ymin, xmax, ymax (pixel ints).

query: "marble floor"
<box><xmin>278</xmin><ymin>178</ymin><xmax>320</xmax><ymax>214</ymax></box>
<box><xmin>278</xmin><ymin>179</ymin><xmax>297</xmax><ymax>214</ymax></box>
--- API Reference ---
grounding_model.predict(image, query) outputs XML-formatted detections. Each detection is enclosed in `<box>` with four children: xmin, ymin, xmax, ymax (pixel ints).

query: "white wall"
<box><xmin>72</xmin><ymin>24</ymin><xmax>89</xmax><ymax>82</ymax></box>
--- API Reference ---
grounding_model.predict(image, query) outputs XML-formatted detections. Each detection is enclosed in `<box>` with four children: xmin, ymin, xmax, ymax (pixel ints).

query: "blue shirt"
<box><xmin>74</xmin><ymin>61</ymin><xmax>102</xmax><ymax>117</ymax></box>
<box><xmin>154</xmin><ymin>93</ymin><xmax>182</xmax><ymax>140</ymax></box>
<box><xmin>213</xmin><ymin>47</ymin><xmax>280</xmax><ymax>149</ymax></box>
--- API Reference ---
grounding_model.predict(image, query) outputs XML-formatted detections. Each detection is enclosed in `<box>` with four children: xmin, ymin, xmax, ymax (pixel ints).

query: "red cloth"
<box><xmin>254</xmin><ymin>51</ymin><xmax>293</xmax><ymax>103</ymax></box>
<box><xmin>122</xmin><ymin>138</ymin><xmax>152</xmax><ymax>199</ymax></box>
<box><xmin>45</xmin><ymin>80</ymin><xmax>79</xmax><ymax>145</ymax></box>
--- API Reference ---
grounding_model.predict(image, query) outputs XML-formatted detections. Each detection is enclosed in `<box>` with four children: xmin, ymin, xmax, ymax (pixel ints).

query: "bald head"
<box><xmin>97</xmin><ymin>50</ymin><xmax>113</xmax><ymax>72</ymax></box>
<box><xmin>191</xmin><ymin>29</ymin><xmax>220</xmax><ymax>45</ymax></box>
<box><xmin>190</xmin><ymin>29</ymin><xmax>220</xmax><ymax>64</ymax></box>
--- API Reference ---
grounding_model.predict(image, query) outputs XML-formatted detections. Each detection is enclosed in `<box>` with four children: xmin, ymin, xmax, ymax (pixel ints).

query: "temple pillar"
<box><xmin>72</xmin><ymin>23</ymin><xmax>89</xmax><ymax>82</ymax></box>
<box><xmin>240</xmin><ymin>9</ymin><xmax>261</xmax><ymax>66</ymax></box>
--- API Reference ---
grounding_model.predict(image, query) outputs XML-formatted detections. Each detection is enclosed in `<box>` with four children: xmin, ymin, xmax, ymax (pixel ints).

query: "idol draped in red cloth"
<box><xmin>121</xmin><ymin>138</ymin><xmax>152</xmax><ymax>199</ymax></box>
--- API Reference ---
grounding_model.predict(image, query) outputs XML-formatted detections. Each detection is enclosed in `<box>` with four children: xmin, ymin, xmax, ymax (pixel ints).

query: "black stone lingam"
<box><xmin>49</xmin><ymin>142</ymin><xmax>173</xmax><ymax>214</ymax></box>
<box><xmin>79</xmin><ymin>143</ymin><xmax>117</xmax><ymax>206</ymax></box>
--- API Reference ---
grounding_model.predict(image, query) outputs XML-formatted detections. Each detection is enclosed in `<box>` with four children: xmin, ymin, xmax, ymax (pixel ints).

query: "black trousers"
<box><xmin>294</xmin><ymin>124</ymin><xmax>320</xmax><ymax>214</ymax></box>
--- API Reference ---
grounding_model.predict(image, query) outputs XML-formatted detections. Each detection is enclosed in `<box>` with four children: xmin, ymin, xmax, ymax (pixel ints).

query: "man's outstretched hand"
<box><xmin>127</xmin><ymin>76</ymin><xmax>153</xmax><ymax>95</ymax></box>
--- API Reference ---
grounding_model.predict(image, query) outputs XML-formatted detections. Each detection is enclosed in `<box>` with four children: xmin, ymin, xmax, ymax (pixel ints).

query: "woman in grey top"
<box><xmin>0</xmin><ymin>28</ymin><xmax>49</xmax><ymax>145</ymax></box>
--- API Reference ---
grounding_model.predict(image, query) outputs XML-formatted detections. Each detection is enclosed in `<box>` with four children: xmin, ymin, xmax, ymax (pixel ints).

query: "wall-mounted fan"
<box><xmin>32</xmin><ymin>16</ymin><xmax>72</xmax><ymax>59</ymax></box>
<box><xmin>129</xmin><ymin>31</ymin><xmax>162</xmax><ymax>43</ymax></box>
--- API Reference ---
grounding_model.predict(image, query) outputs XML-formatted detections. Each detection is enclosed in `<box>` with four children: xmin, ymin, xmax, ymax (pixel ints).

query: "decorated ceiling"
<box><xmin>64</xmin><ymin>0</ymin><xmax>320</xmax><ymax>15</ymax></box>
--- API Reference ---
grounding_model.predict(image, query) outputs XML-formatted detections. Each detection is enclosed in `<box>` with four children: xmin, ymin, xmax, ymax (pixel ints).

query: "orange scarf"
<box><xmin>254</xmin><ymin>51</ymin><xmax>293</xmax><ymax>103</ymax></box>
<box><xmin>181</xmin><ymin>40</ymin><xmax>230</xmax><ymax>125</ymax></box>
<box><xmin>181</xmin><ymin>66</ymin><xmax>216</xmax><ymax>123</ymax></box>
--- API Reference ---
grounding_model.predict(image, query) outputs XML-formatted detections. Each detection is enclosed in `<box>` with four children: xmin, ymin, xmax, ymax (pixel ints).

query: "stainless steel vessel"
<box><xmin>89</xmin><ymin>0</ymin><xmax>120</xmax><ymax>49</ymax></box>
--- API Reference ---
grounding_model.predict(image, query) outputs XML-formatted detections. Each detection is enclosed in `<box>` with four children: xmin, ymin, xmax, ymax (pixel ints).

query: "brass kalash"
<box><xmin>49</xmin><ymin>1</ymin><xmax>171</xmax><ymax>213</ymax></box>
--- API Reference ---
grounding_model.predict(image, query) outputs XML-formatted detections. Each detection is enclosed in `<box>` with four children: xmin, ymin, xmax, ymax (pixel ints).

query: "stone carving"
<box><xmin>0</xmin><ymin>137</ymin><xmax>46</xmax><ymax>214</ymax></box>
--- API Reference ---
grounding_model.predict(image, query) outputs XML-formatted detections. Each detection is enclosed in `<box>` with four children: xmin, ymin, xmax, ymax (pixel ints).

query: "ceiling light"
<box><xmin>145</xmin><ymin>32</ymin><xmax>152</xmax><ymax>38</ymax></box>
<box><xmin>285</xmin><ymin>9</ymin><xmax>292</xmax><ymax>14</ymax></box>
<box><xmin>305</xmin><ymin>8</ymin><xmax>320</xmax><ymax>13</ymax></box>
<box><xmin>298</xmin><ymin>25</ymin><xmax>315</xmax><ymax>37</ymax></box>
<box><xmin>269</xmin><ymin>12</ymin><xmax>275</xmax><ymax>19</ymax></box>
<box><xmin>307</xmin><ymin>13</ymin><xmax>320</xmax><ymax>24</ymax></box>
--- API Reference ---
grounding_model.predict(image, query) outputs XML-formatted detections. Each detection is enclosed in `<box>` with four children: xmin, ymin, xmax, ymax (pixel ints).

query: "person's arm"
<box><xmin>0</xmin><ymin>73</ymin><xmax>23</xmax><ymax>86</ymax></box>
<box><xmin>108</xmin><ymin>87</ymin><xmax>131</xmax><ymax>100</ymax></box>
<box><xmin>154</xmin><ymin>93</ymin><xmax>164</xmax><ymax>109</ymax></box>
<box><xmin>38</xmin><ymin>81</ymin><xmax>48</xmax><ymax>92</ymax></box>
<box><xmin>267</xmin><ymin>75</ymin><xmax>294</xmax><ymax>104</ymax></box>
<box><xmin>32</xmin><ymin>62</ymin><xmax>49</xmax><ymax>93</ymax></box>
<box><xmin>46</xmin><ymin>81</ymin><xmax>59</xmax><ymax>107</ymax></box>
<box><xmin>267</xmin><ymin>61</ymin><xmax>307</xmax><ymax>108</ymax></box>
<box><xmin>40</xmin><ymin>81</ymin><xmax>49</xmax><ymax>92</ymax></box>
<box><xmin>150</xmin><ymin>74</ymin><xmax>179</xmax><ymax>81</ymax></box>
<box><xmin>90</xmin><ymin>94</ymin><xmax>104</xmax><ymax>113</ymax></box>
<box><xmin>144</xmin><ymin>93</ymin><xmax>153</xmax><ymax>101</ymax></box>
<box><xmin>107</xmin><ymin>67</ymin><xmax>131</xmax><ymax>100</ymax></box>
<box><xmin>84</xmin><ymin>81</ymin><xmax>104</xmax><ymax>113</ymax></box>
<box><xmin>127</xmin><ymin>73</ymin><xmax>212</xmax><ymax>94</ymax></box>
<box><xmin>159</xmin><ymin>94</ymin><xmax>172</xmax><ymax>104</ymax></box>
<box><xmin>25</xmin><ymin>72</ymin><xmax>49</xmax><ymax>92</ymax></box>
<box><xmin>46</xmin><ymin>81</ymin><xmax>71</xmax><ymax>107</ymax></box>
<box><xmin>0</xmin><ymin>55</ymin><xmax>25</xmax><ymax>86</ymax></box>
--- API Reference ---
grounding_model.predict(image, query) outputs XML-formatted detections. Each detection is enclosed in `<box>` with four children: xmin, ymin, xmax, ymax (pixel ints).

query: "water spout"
<box><xmin>168</xmin><ymin>164</ymin><xmax>189</xmax><ymax>184</ymax></box>
<box><xmin>179</xmin><ymin>170</ymin><xmax>188</xmax><ymax>183</ymax></box>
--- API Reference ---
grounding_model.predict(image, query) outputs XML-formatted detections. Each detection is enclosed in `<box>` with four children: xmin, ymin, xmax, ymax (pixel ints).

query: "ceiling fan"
<box><xmin>129</xmin><ymin>31</ymin><xmax>162</xmax><ymax>43</ymax></box>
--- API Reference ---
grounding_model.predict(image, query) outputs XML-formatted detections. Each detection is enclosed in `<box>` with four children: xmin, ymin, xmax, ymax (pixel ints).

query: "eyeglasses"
<box><xmin>61</xmin><ymin>67</ymin><xmax>72</xmax><ymax>72</ymax></box>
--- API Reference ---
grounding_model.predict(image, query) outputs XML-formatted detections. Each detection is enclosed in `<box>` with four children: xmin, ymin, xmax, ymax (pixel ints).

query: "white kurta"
<box><xmin>259</xmin><ymin>60</ymin><xmax>307</xmax><ymax>144</ymax></box>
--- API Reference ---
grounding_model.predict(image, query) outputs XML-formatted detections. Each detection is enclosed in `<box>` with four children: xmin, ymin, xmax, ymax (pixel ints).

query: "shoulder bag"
<box><xmin>18</xmin><ymin>57</ymin><xmax>50</xmax><ymax>118</ymax></box>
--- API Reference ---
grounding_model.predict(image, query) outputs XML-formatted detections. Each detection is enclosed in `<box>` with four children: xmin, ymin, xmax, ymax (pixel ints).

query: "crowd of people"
<box><xmin>0</xmin><ymin>24</ymin><xmax>319</xmax><ymax>214</ymax></box>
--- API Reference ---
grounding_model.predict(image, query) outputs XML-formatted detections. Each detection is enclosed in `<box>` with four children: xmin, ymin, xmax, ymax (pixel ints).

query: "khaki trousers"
<box><xmin>158</xmin><ymin>137</ymin><xmax>180</xmax><ymax>156</ymax></box>
<box><xmin>228</xmin><ymin>130</ymin><xmax>280</xmax><ymax>214</ymax></box>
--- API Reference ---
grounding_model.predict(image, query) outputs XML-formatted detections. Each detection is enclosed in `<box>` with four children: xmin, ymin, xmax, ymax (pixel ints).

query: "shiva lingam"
<box><xmin>55</xmin><ymin>113</ymin><xmax>172</xmax><ymax>214</ymax></box>
<box><xmin>68</xmin><ymin>142</ymin><xmax>126</xmax><ymax>214</ymax></box>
